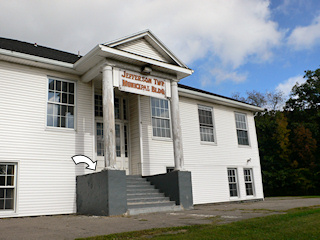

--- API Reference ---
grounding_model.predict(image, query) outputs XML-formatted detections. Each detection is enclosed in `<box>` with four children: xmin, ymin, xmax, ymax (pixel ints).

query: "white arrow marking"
<box><xmin>71</xmin><ymin>155</ymin><xmax>97</xmax><ymax>170</ymax></box>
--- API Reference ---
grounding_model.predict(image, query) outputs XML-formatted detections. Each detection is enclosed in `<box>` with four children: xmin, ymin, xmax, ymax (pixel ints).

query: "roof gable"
<box><xmin>103</xmin><ymin>30</ymin><xmax>187</xmax><ymax>68</ymax></box>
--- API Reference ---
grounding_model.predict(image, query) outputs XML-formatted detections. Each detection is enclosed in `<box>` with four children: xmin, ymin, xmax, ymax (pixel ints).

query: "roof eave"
<box><xmin>178</xmin><ymin>87</ymin><xmax>264</xmax><ymax>112</ymax></box>
<box><xmin>0</xmin><ymin>48</ymin><xmax>78</xmax><ymax>74</ymax></box>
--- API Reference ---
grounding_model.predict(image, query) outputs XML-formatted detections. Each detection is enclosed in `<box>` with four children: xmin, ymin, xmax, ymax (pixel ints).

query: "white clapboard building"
<box><xmin>0</xmin><ymin>30</ymin><xmax>264</xmax><ymax>218</ymax></box>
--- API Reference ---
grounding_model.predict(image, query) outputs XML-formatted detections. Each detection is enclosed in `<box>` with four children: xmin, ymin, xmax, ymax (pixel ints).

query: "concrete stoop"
<box><xmin>126</xmin><ymin>175</ymin><xmax>182</xmax><ymax>215</ymax></box>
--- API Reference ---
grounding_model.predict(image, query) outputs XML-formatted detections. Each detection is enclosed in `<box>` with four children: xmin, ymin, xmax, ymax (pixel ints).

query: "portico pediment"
<box><xmin>75</xmin><ymin>30</ymin><xmax>193</xmax><ymax>83</ymax></box>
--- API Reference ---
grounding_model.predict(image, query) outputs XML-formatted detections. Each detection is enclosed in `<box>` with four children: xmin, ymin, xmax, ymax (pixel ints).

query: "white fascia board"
<box><xmin>0</xmin><ymin>48</ymin><xmax>74</xmax><ymax>69</ymax></box>
<box><xmin>178</xmin><ymin>87</ymin><xmax>264</xmax><ymax>112</ymax></box>
<box><xmin>73</xmin><ymin>45</ymin><xmax>102</xmax><ymax>73</ymax></box>
<box><xmin>99</xmin><ymin>45</ymin><xmax>193</xmax><ymax>78</ymax></box>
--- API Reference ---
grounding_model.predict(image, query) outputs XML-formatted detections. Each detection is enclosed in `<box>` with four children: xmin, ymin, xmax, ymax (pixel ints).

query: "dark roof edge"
<box><xmin>178</xmin><ymin>84</ymin><xmax>260</xmax><ymax>109</ymax></box>
<box><xmin>0</xmin><ymin>37</ymin><xmax>82</xmax><ymax>64</ymax></box>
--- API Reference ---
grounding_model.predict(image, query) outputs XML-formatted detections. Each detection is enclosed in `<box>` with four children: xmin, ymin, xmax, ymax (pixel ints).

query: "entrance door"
<box><xmin>95</xmin><ymin>96</ymin><xmax>129</xmax><ymax>174</ymax></box>
<box><xmin>115</xmin><ymin>122</ymin><xmax>129</xmax><ymax>173</ymax></box>
<box><xmin>96</xmin><ymin>121</ymin><xmax>129</xmax><ymax>174</ymax></box>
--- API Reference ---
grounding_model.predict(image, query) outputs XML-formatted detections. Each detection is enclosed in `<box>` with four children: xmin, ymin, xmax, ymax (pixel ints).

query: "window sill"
<box><xmin>45</xmin><ymin>126</ymin><xmax>76</xmax><ymax>133</ymax></box>
<box><xmin>200</xmin><ymin>141</ymin><xmax>217</xmax><ymax>146</ymax></box>
<box><xmin>238</xmin><ymin>144</ymin><xmax>251</xmax><ymax>148</ymax></box>
<box><xmin>152</xmin><ymin>136</ymin><xmax>173</xmax><ymax>142</ymax></box>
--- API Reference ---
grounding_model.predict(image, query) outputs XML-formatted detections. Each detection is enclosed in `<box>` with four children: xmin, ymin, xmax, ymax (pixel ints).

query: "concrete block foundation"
<box><xmin>76</xmin><ymin>170</ymin><xmax>127</xmax><ymax>216</ymax></box>
<box><xmin>145</xmin><ymin>171</ymin><xmax>193</xmax><ymax>209</ymax></box>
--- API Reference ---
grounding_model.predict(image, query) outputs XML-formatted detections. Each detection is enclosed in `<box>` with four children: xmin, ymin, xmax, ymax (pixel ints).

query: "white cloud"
<box><xmin>0</xmin><ymin>0</ymin><xmax>282</xmax><ymax>68</ymax></box>
<box><xmin>210</xmin><ymin>68</ymin><xmax>248</xmax><ymax>84</ymax></box>
<box><xmin>288</xmin><ymin>15</ymin><xmax>320</xmax><ymax>50</ymax></box>
<box><xmin>276</xmin><ymin>75</ymin><xmax>305</xmax><ymax>97</ymax></box>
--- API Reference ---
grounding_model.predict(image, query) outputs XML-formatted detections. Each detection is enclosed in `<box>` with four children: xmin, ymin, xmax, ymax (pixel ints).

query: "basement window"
<box><xmin>0</xmin><ymin>163</ymin><xmax>16</xmax><ymax>211</ymax></box>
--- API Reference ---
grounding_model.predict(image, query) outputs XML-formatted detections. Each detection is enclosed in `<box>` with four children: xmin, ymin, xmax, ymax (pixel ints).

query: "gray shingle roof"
<box><xmin>0</xmin><ymin>37</ymin><xmax>81</xmax><ymax>64</ymax></box>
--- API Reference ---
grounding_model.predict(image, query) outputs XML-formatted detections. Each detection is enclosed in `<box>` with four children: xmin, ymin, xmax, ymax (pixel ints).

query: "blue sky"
<box><xmin>1</xmin><ymin>0</ymin><xmax>319</xmax><ymax>101</ymax></box>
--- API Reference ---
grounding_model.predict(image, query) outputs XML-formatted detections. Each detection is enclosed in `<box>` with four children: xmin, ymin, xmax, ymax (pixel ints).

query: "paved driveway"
<box><xmin>0</xmin><ymin>197</ymin><xmax>319</xmax><ymax>240</ymax></box>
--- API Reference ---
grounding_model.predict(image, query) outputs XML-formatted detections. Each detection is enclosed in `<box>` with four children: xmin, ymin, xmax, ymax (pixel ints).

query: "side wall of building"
<box><xmin>140</xmin><ymin>94</ymin><xmax>264</xmax><ymax>204</ymax></box>
<box><xmin>0</xmin><ymin>61</ymin><xmax>93</xmax><ymax>218</ymax></box>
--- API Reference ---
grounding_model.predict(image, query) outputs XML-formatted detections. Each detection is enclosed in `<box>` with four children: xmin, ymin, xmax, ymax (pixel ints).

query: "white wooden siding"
<box><xmin>138</xmin><ymin>94</ymin><xmax>263</xmax><ymax>204</ymax></box>
<box><xmin>140</xmin><ymin>96</ymin><xmax>175</xmax><ymax>175</ymax></box>
<box><xmin>0</xmin><ymin>61</ymin><xmax>93</xmax><ymax>218</ymax></box>
<box><xmin>128</xmin><ymin>94</ymin><xmax>141</xmax><ymax>175</ymax></box>
<box><xmin>116</xmin><ymin>38</ymin><xmax>169</xmax><ymax>63</ymax></box>
<box><xmin>179</xmin><ymin>96</ymin><xmax>264</xmax><ymax>204</ymax></box>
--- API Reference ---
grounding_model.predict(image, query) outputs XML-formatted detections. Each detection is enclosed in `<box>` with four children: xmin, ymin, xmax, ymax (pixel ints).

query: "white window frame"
<box><xmin>244</xmin><ymin>168</ymin><xmax>255</xmax><ymax>196</ymax></box>
<box><xmin>234</xmin><ymin>112</ymin><xmax>250</xmax><ymax>146</ymax></box>
<box><xmin>227</xmin><ymin>168</ymin><xmax>239</xmax><ymax>198</ymax></box>
<box><xmin>150</xmin><ymin>97</ymin><xmax>172</xmax><ymax>139</ymax></box>
<box><xmin>46</xmin><ymin>77</ymin><xmax>76</xmax><ymax>130</ymax></box>
<box><xmin>0</xmin><ymin>163</ymin><xmax>17</xmax><ymax>213</ymax></box>
<box><xmin>198</xmin><ymin>105</ymin><xmax>216</xmax><ymax>143</ymax></box>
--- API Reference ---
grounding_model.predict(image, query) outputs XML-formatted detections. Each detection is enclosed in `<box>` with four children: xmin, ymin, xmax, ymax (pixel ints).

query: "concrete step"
<box><xmin>127</xmin><ymin>188</ymin><xmax>159</xmax><ymax>194</ymax></box>
<box><xmin>125</xmin><ymin>175</ymin><xmax>182</xmax><ymax>216</ymax></box>
<box><xmin>127</xmin><ymin>192</ymin><xmax>163</xmax><ymax>199</ymax></box>
<box><xmin>127</xmin><ymin>196</ymin><xmax>169</xmax><ymax>203</ymax></box>
<box><xmin>127</xmin><ymin>185</ymin><xmax>153</xmax><ymax>190</ymax></box>
<box><xmin>127</xmin><ymin>201</ymin><xmax>176</xmax><ymax>209</ymax></box>
<box><xmin>127</xmin><ymin>205</ymin><xmax>182</xmax><ymax>215</ymax></box>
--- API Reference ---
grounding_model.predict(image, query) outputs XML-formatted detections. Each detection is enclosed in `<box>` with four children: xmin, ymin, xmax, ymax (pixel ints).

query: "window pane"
<box><xmin>6</xmin><ymin>176</ymin><xmax>14</xmax><ymax>186</ymax></box>
<box><xmin>62</xmin><ymin>82</ymin><xmax>68</xmax><ymax>92</ymax></box>
<box><xmin>5</xmin><ymin>199</ymin><xmax>13</xmax><ymax>209</ymax></box>
<box><xmin>54</xmin><ymin>92</ymin><xmax>61</xmax><ymax>103</ymax></box>
<box><xmin>6</xmin><ymin>188</ymin><xmax>13</xmax><ymax>198</ymax></box>
<box><xmin>48</xmin><ymin>91</ymin><xmax>55</xmax><ymax>102</ymax></box>
<box><xmin>0</xmin><ymin>200</ymin><xmax>4</xmax><ymax>209</ymax></box>
<box><xmin>67</xmin><ymin>117</ymin><xmax>74</xmax><ymax>129</ymax></box>
<box><xmin>0</xmin><ymin>189</ymin><xmax>4</xmax><ymax>198</ymax></box>
<box><xmin>48</xmin><ymin>79</ymin><xmax>55</xmax><ymax>90</ymax></box>
<box><xmin>69</xmin><ymin>94</ymin><xmax>74</xmax><ymax>105</ymax></box>
<box><xmin>62</xmin><ymin>93</ymin><xmax>68</xmax><ymax>103</ymax></box>
<box><xmin>0</xmin><ymin>166</ymin><xmax>6</xmax><ymax>175</ymax></box>
<box><xmin>69</xmin><ymin>83</ymin><xmax>74</xmax><ymax>93</ymax></box>
<box><xmin>56</xmin><ymin>81</ymin><xmax>61</xmax><ymax>91</ymax></box>
<box><xmin>0</xmin><ymin>176</ymin><xmax>4</xmax><ymax>186</ymax></box>
<box><xmin>47</xmin><ymin>115</ymin><xmax>53</xmax><ymax>126</ymax></box>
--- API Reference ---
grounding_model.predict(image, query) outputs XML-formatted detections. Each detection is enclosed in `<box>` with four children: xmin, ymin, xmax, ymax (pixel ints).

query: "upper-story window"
<box><xmin>151</xmin><ymin>97</ymin><xmax>171</xmax><ymax>138</ymax></box>
<box><xmin>198</xmin><ymin>105</ymin><xmax>215</xmax><ymax>142</ymax></box>
<box><xmin>235</xmin><ymin>112</ymin><xmax>249</xmax><ymax>145</ymax></box>
<box><xmin>47</xmin><ymin>78</ymin><xmax>75</xmax><ymax>129</ymax></box>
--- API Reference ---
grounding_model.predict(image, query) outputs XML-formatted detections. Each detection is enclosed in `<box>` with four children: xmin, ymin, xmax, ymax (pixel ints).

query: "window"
<box><xmin>94</xmin><ymin>95</ymin><xmax>103</xmax><ymax>117</ymax></box>
<box><xmin>151</xmin><ymin>97</ymin><xmax>171</xmax><ymax>138</ymax></box>
<box><xmin>235</xmin><ymin>112</ymin><xmax>249</xmax><ymax>145</ymax></box>
<box><xmin>244</xmin><ymin>169</ymin><xmax>254</xmax><ymax>196</ymax></box>
<box><xmin>95</xmin><ymin>95</ymin><xmax>128</xmax><ymax>120</ymax></box>
<box><xmin>198</xmin><ymin>105</ymin><xmax>215</xmax><ymax>142</ymax></box>
<box><xmin>0</xmin><ymin>163</ymin><xmax>16</xmax><ymax>210</ymax></box>
<box><xmin>227</xmin><ymin>168</ymin><xmax>239</xmax><ymax>197</ymax></box>
<box><xmin>96</xmin><ymin>122</ymin><xmax>104</xmax><ymax>156</ymax></box>
<box><xmin>47</xmin><ymin>78</ymin><xmax>75</xmax><ymax>128</ymax></box>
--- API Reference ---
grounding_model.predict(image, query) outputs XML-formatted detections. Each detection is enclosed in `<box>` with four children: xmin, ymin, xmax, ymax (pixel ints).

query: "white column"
<box><xmin>102</xmin><ymin>65</ymin><xmax>117</xmax><ymax>169</ymax></box>
<box><xmin>170</xmin><ymin>80</ymin><xmax>184</xmax><ymax>170</ymax></box>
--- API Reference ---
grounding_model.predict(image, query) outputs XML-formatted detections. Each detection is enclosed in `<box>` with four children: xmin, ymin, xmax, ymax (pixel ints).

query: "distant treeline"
<box><xmin>233</xmin><ymin>67</ymin><xmax>320</xmax><ymax>196</ymax></box>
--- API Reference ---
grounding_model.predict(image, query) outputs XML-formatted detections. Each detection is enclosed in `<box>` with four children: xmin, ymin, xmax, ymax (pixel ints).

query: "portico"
<box><xmin>75</xmin><ymin>30</ymin><xmax>193</xmax><ymax>175</ymax></box>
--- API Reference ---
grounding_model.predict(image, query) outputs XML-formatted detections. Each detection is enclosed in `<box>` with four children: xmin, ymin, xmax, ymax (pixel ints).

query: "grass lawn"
<box><xmin>78</xmin><ymin>207</ymin><xmax>320</xmax><ymax>240</ymax></box>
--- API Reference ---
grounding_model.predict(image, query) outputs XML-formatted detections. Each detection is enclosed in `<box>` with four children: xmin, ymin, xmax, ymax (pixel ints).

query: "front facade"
<box><xmin>0</xmin><ymin>30</ymin><xmax>264</xmax><ymax>218</ymax></box>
